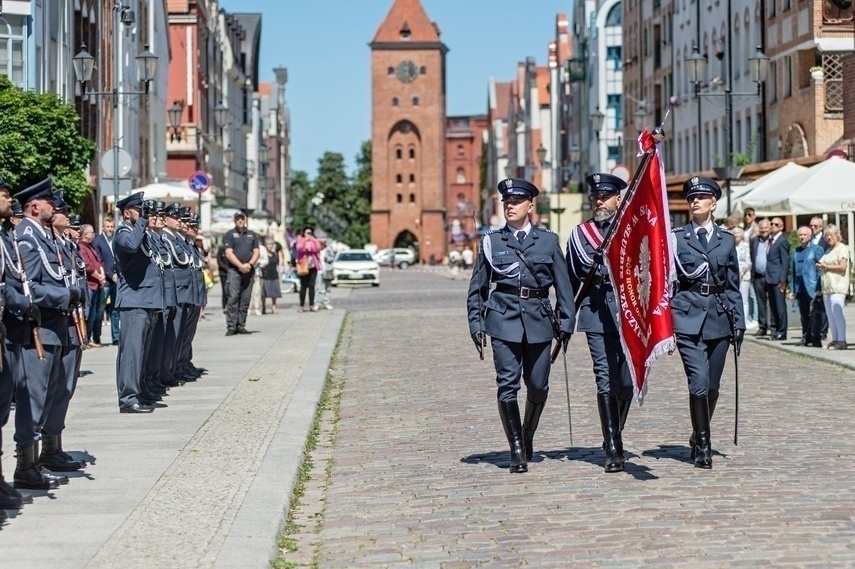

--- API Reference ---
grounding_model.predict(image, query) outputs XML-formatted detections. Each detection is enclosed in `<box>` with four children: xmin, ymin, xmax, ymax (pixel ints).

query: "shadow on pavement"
<box><xmin>641</xmin><ymin>444</ymin><xmax>727</xmax><ymax>464</ymax></box>
<box><xmin>460</xmin><ymin>450</ymin><xmax>511</xmax><ymax>469</ymax></box>
<box><xmin>543</xmin><ymin>446</ymin><xmax>660</xmax><ymax>480</ymax></box>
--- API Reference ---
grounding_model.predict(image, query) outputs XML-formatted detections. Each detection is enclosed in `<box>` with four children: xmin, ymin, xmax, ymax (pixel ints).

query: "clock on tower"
<box><xmin>396</xmin><ymin>60</ymin><xmax>417</xmax><ymax>83</ymax></box>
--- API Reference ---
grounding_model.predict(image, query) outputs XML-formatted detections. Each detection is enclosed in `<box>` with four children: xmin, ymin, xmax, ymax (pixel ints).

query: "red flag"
<box><xmin>603</xmin><ymin>129</ymin><xmax>675</xmax><ymax>404</ymax></box>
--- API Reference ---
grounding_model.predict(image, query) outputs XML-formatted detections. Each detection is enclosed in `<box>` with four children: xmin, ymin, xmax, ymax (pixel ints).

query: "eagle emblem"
<box><xmin>593</xmin><ymin>174</ymin><xmax>601</xmax><ymax>183</ymax></box>
<box><xmin>691</xmin><ymin>176</ymin><xmax>699</xmax><ymax>186</ymax></box>
<box><xmin>504</xmin><ymin>179</ymin><xmax>514</xmax><ymax>189</ymax></box>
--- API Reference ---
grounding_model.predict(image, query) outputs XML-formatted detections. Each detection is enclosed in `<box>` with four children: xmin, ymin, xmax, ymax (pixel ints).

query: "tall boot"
<box><xmin>34</xmin><ymin>440</ymin><xmax>69</xmax><ymax>485</ymax></box>
<box><xmin>616</xmin><ymin>398</ymin><xmax>631</xmax><ymax>460</ymax></box>
<box><xmin>497</xmin><ymin>400</ymin><xmax>527</xmax><ymax>473</ymax></box>
<box><xmin>597</xmin><ymin>394</ymin><xmax>624</xmax><ymax>472</ymax></box>
<box><xmin>0</xmin><ymin>458</ymin><xmax>30</xmax><ymax>508</ymax></box>
<box><xmin>689</xmin><ymin>395</ymin><xmax>713</xmax><ymax>469</ymax></box>
<box><xmin>13</xmin><ymin>444</ymin><xmax>59</xmax><ymax>490</ymax></box>
<box><xmin>690</xmin><ymin>394</ymin><xmax>718</xmax><ymax>460</ymax></box>
<box><xmin>521</xmin><ymin>399</ymin><xmax>545</xmax><ymax>462</ymax></box>
<box><xmin>39</xmin><ymin>435</ymin><xmax>83</xmax><ymax>472</ymax></box>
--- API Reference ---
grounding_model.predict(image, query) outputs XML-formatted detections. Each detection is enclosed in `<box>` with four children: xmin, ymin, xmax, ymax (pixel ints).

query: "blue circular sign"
<box><xmin>189</xmin><ymin>171</ymin><xmax>210</xmax><ymax>193</ymax></box>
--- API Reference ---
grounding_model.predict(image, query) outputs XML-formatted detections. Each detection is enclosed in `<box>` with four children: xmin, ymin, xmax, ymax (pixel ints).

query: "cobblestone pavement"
<box><xmin>288</xmin><ymin>270</ymin><xmax>855</xmax><ymax>567</ymax></box>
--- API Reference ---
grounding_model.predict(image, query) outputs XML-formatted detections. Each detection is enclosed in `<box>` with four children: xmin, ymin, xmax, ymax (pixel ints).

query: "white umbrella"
<box><xmin>727</xmin><ymin>161</ymin><xmax>808</xmax><ymax>217</ymax></box>
<box><xmin>740</xmin><ymin>157</ymin><xmax>855</xmax><ymax>215</ymax></box>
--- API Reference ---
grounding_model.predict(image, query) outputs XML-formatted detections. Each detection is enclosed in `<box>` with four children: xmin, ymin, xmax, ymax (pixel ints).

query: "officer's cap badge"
<box><xmin>593</xmin><ymin>174</ymin><xmax>601</xmax><ymax>183</ymax></box>
<box><xmin>691</xmin><ymin>176</ymin><xmax>699</xmax><ymax>186</ymax></box>
<box><xmin>504</xmin><ymin>179</ymin><xmax>513</xmax><ymax>189</ymax></box>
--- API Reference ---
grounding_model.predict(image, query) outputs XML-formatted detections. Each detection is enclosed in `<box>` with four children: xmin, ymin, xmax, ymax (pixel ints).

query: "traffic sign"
<box><xmin>189</xmin><ymin>171</ymin><xmax>211</xmax><ymax>193</ymax></box>
<box><xmin>101</xmin><ymin>146</ymin><xmax>133</xmax><ymax>178</ymax></box>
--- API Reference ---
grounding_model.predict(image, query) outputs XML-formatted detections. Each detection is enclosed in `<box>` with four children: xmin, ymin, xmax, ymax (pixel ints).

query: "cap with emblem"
<box><xmin>164</xmin><ymin>202</ymin><xmax>182</xmax><ymax>218</ymax></box>
<box><xmin>189</xmin><ymin>213</ymin><xmax>200</xmax><ymax>227</ymax></box>
<box><xmin>682</xmin><ymin>176</ymin><xmax>722</xmax><ymax>200</ymax></box>
<box><xmin>116</xmin><ymin>191</ymin><xmax>145</xmax><ymax>211</ymax></box>
<box><xmin>69</xmin><ymin>214</ymin><xmax>82</xmax><ymax>229</ymax></box>
<box><xmin>178</xmin><ymin>206</ymin><xmax>192</xmax><ymax>220</ymax></box>
<box><xmin>10</xmin><ymin>199</ymin><xmax>23</xmax><ymax>218</ymax></box>
<box><xmin>233</xmin><ymin>209</ymin><xmax>247</xmax><ymax>220</ymax></box>
<box><xmin>154</xmin><ymin>200</ymin><xmax>166</xmax><ymax>214</ymax></box>
<box><xmin>497</xmin><ymin>178</ymin><xmax>539</xmax><ymax>201</ymax></box>
<box><xmin>52</xmin><ymin>194</ymin><xmax>71</xmax><ymax>214</ymax></box>
<box><xmin>585</xmin><ymin>172</ymin><xmax>627</xmax><ymax>196</ymax></box>
<box><xmin>14</xmin><ymin>178</ymin><xmax>54</xmax><ymax>205</ymax></box>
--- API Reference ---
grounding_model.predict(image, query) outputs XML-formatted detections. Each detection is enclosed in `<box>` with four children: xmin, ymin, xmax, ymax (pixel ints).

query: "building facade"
<box><xmin>445</xmin><ymin>114</ymin><xmax>487</xmax><ymax>251</ymax></box>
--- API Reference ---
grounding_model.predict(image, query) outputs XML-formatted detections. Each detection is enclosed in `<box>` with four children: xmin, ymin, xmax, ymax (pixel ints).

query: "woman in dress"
<box><xmin>817</xmin><ymin>224</ymin><xmax>850</xmax><ymax>350</ymax></box>
<box><xmin>261</xmin><ymin>239</ymin><xmax>282</xmax><ymax>314</ymax></box>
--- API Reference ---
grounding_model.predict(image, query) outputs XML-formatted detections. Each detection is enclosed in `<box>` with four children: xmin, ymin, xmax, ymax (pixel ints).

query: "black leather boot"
<box><xmin>497</xmin><ymin>400</ymin><xmax>527</xmax><ymax>473</ymax></box>
<box><xmin>0</xmin><ymin>459</ymin><xmax>30</xmax><ymax>508</ymax></box>
<box><xmin>690</xmin><ymin>393</ymin><xmax>718</xmax><ymax>460</ymax></box>
<box><xmin>617</xmin><ymin>398</ymin><xmax>631</xmax><ymax>460</ymax></box>
<box><xmin>34</xmin><ymin>441</ymin><xmax>69</xmax><ymax>485</ymax></box>
<box><xmin>39</xmin><ymin>436</ymin><xmax>84</xmax><ymax>472</ymax></box>
<box><xmin>521</xmin><ymin>400</ymin><xmax>545</xmax><ymax>462</ymax></box>
<box><xmin>597</xmin><ymin>394</ymin><xmax>624</xmax><ymax>472</ymax></box>
<box><xmin>13</xmin><ymin>444</ymin><xmax>59</xmax><ymax>490</ymax></box>
<box><xmin>689</xmin><ymin>395</ymin><xmax>713</xmax><ymax>469</ymax></box>
<box><xmin>58</xmin><ymin>435</ymin><xmax>87</xmax><ymax>469</ymax></box>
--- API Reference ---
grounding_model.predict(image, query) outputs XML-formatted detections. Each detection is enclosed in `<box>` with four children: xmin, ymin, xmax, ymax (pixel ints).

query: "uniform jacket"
<box><xmin>467</xmin><ymin>224</ymin><xmax>576</xmax><ymax>344</ymax></box>
<box><xmin>765</xmin><ymin>233</ymin><xmax>790</xmax><ymax>285</ymax></box>
<box><xmin>55</xmin><ymin>236</ymin><xmax>83</xmax><ymax>347</ymax></box>
<box><xmin>161</xmin><ymin>229</ymin><xmax>194</xmax><ymax>305</ymax></box>
<box><xmin>190</xmin><ymin>240</ymin><xmax>207</xmax><ymax>306</ymax></box>
<box><xmin>148</xmin><ymin>229</ymin><xmax>177</xmax><ymax>309</ymax></box>
<box><xmin>15</xmin><ymin>217</ymin><xmax>73</xmax><ymax>346</ymax></box>
<box><xmin>114</xmin><ymin>217</ymin><xmax>164</xmax><ymax>311</ymax></box>
<box><xmin>790</xmin><ymin>243</ymin><xmax>824</xmax><ymax>295</ymax></box>
<box><xmin>1</xmin><ymin>228</ymin><xmax>34</xmax><ymax>346</ymax></box>
<box><xmin>671</xmin><ymin>223</ymin><xmax>746</xmax><ymax>339</ymax></box>
<box><xmin>566</xmin><ymin>220</ymin><xmax>618</xmax><ymax>334</ymax></box>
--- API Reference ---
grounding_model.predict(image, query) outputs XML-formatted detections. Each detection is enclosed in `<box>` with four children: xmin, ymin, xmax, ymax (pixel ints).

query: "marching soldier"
<box><xmin>671</xmin><ymin>176</ymin><xmax>745</xmax><ymax>468</ymax></box>
<box><xmin>467</xmin><ymin>178</ymin><xmax>575</xmax><ymax>473</ymax></box>
<box><xmin>566</xmin><ymin>173</ymin><xmax>633</xmax><ymax>473</ymax></box>
<box><xmin>13</xmin><ymin>179</ymin><xmax>79</xmax><ymax>488</ymax></box>
<box><xmin>114</xmin><ymin>191</ymin><xmax>164</xmax><ymax>413</ymax></box>
<box><xmin>0</xmin><ymin>176</ymin><xmax>38</xmax><ymax>508</ymax></box>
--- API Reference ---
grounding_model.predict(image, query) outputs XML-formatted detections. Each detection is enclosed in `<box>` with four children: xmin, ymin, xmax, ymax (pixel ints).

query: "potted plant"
<box><xmin>810</xmin><ymin>65</ymin><xmax>824</xmax><ymax>81</ymax></box>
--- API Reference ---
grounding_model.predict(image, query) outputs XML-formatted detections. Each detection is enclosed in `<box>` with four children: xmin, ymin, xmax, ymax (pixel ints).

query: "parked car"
<box><xmin>279</xmin><ymin>267</ymin><xmax>301</xmax><ymax>294</ymax></box>
<box><xmin>373</xmin><ymin>247</ymin><xmax>416</xmax><ymax>269</ymax></box>
<box><xmin>332</xmin><ymin>250</ymin><xmax>380</xmax><ymax>286</ymax></box>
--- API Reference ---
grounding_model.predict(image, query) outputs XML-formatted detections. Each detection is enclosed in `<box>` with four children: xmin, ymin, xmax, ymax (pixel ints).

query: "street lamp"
<box><xmin>590</xmin><ymin>107</ymin><xmax>605</xmax><ymax>135</ymax></box>
<box><xmin>686</xmin><ymin>15</ymin><xmax>768</xmax><ymax>216</ymax></box>
<box><xmin>167</xmin><ymin>101</ymin><xmax>184</xmax><ymax>141</ymax></box>
<box><xmin>72</xmin><ymin>3</ymin><xmax>158</xmax><ymax>221</ymax></box>
<box><xmin>633</xmin><ymin>103</ymin><xmax>650</xmax><ymax>131</ymax></box>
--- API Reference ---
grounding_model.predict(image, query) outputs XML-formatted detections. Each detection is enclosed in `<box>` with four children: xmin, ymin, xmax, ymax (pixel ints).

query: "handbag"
<box><xmin>295</xmin><ymin>257</ymin><xmax>310</xmax><ymax>276</ymax></box>
<box><xmin>514</xmin><ymin>248</ymin><xmax>562</xmax><ymax>339</ymax></box>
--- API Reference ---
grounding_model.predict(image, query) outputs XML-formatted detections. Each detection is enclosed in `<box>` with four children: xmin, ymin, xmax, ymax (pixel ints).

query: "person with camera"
<box><xmin>467</xmin><ymin>178</ymin><xmax>575</xmax><ymax>473</ymax></box>
<box><xmin>294</xmin><ymin>227</ymin><xmax>322</xmax><ymax>313</ymax></box>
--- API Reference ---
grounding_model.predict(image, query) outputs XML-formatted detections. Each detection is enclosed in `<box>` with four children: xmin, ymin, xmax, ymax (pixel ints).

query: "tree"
<box><xmin>289</xmin><ymin>170</ymin><xmax>314</xmax><ymax>232</ymax></box>
<box><xmin>338</xmin><ymin>141</ymin><xmax>372</xmax><ymax>248</ymax></box>
<box><xmin>0</xmin><ymin>75</ymin><xmax>97</xmax><ymax>212</ymax></box>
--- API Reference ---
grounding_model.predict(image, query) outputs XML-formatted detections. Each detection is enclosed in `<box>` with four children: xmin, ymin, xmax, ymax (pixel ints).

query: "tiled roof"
<box><xmin>372</xmin><ymin>0</ymin><xmax>441</xmax><ymax>43</ymax></box>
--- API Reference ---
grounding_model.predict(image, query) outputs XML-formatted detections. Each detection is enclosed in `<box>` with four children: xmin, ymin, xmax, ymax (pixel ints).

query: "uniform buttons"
<box><xmin>702</xmin><ymin>307</ymin><xmax>707</xmax><ymax>311</ymax></box>
<box><xmin>521</xmin><ymin>309</ymin><xmax>526</xmax><ymax>313</ymax></box>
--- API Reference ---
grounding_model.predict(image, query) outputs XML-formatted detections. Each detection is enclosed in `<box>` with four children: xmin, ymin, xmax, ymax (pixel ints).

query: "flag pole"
<box><xmin>551</xmin><ymin>126</ymin><xmax>666</xmax><ymax>363</ymax></box>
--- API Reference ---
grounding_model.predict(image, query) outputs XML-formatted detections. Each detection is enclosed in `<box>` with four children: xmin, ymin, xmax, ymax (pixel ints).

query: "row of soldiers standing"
<box><xmin>0</xmin><ymin>182</ymin><xmax>206</xmax><ymax>517</ymax></box>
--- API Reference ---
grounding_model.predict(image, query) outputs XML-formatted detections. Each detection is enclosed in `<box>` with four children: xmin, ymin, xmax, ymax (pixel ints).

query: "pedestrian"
<box><xmin>810</xmin><ymin>216</ymin><xmax>830</xmax><ymax>340</ymax></box>
<box><xmin>467</xmin><ymin>178</ymin><xmax>575</xmax><ymax>473</ymax></box>
<box><xmin>93</xmin><ymin>215</ymin><xmax>120</xmax><ymax>345</ymax></box>
<box><xmin>741</xmin><ymin>207</ymin><xmax>758</xmax><ymax>241</ymax></box>
<box><xmin>260</xmin><ymin>239</ymin><xmax>282</xmax><ymax>314</ymax></box>
<box><xmin>78</xmin><ymin>223</ymin><xmax>107</xmax><ymax>347</ymax></box>
<box><xmin>250</xmin><ymin>240</ymin><xmax>269</xmax><ymax>316</ymax></box>
<box><xmin>315</xmin><ymin>239</ymin><xmax>334</xmax><ymax>310</ymax></box>
<box><xmin>766</xmin><ymin>217</ymin><xmax>790</xmax><ymax>341</ymax></box>
<box><xmin>461</xmin><ymin>246</ymin><xmax>474</xmax><ymax>269</ymax></box>
<box><xmin>817</xmin><ymin>224</ymin><xmax>850</xmax><ymax>350</ymax></box>
<box><xmin>295</xmin><ymin>226</ymin><xmax>321</xmax><ymax>313</ymax></box>
<box><xmin>732</xmin><ymin>227</ymin><xmax>757</xmax><ymax>330</ymax></box>
<box><xmin>671</xmin><ymin>176</ymin><xmax>745</xmax><ymax>469</ymax></box>
<box><xmin>566</xmin><ymin>173</ymin><xmax>632</xmax><ymax>473</ymax></box>
<box><xmin>749</xmin><ymin>219</ymin><xmax>773</xmax><ymax>336</ymax></box>
<box><xmin>223</xmin><ymin>211</ymin><xmax>259</xmax><ymax>334</ymax></box>
<box><xmin>790</xmin><ymin>226</ymin><xmax>824</xmax><ymax>347</ymax></box>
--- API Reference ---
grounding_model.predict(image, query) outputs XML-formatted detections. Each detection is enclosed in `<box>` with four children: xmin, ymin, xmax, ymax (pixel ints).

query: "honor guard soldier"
<box><xmin>10</xmin><ymin>199</ymin><xmax>24</xmax><ymax>228</ymax></box>
<box><xmin>139</xmin><ymin>200</ymin><xmax>171</xmax><ymax>402</ymax></box>
<box><xmin>14</xmin><ymin>179</ymin><xmax>80</xmax><ymax>488</ymax></box>
<box><xmin>467</xmin><ymin>178</ymin><xmax>576</xmax><ymax>473</ymax></box>
<box><xmin>566</xmin><ymin>173</ymin><xmax>633</xmax><ymax>473</ymax></box>
<box><xmin>114</xmin><ymin>191</ymin><xmax>164</xmax><ymax>413</ymax></box>
<box><xmin>161</xmin><ymin>203</ymin><xmax>193</xmax><ymax>384</ymax></box>
<box><xmin>672</xmin><ymin>176</ymin><xmax>745</xmax><ymax>468</ymax></box>
<box><xmin>174</xmin><ymin>207</ymin><xmax>202</xmax><ymax>380</ymax></box>
<box><xmin>0</xmin><ymin>176</ymin><xmax>39</xmax><ymax>509</ymax></box>
<box><xmin>185</xmin><ymin>213</ymin><xmax>206</xmax><ymax>375</ymax></box>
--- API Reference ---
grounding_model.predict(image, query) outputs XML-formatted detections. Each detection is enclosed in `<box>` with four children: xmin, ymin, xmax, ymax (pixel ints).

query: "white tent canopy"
<box><xmin>727</xmin><ymin>161</ymin><xmax>808</xmax><ymax>217</ymax></box>
<box><xmin>108</xmin><ymin>180</ymin><xmax>215</xmax><ymax>231</ymax></box>
<box><xmin>739</xmin><ymin>157</ymin><xmax>855</xmax><ymax>216</ymax></box>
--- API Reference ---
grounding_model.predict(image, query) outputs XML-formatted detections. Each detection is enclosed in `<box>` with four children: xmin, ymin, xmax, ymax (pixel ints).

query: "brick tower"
<box><xmin>370</xmin><ymin>0</ymin><xmax>447</xmax><ymax>264</ymax></box>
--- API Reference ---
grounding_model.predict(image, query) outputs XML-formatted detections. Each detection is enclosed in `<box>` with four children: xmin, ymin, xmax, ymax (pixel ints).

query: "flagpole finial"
<box><xmin>652</xmin><ymin>127</ymin><xmax>666</xmax><ymax>142</ymax></box>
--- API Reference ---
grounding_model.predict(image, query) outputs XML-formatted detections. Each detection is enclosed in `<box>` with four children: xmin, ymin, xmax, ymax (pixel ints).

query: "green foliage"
<box><xmin>338</xmin><ymin>141</ymin><xmax>372</xmax><ymax>248</ymax></box>
<box><xmin>0</xmin><ymin>75</ymin><xmax>96</xmax><ymax>212</ymax></box>
<box><xmin>710</xmin><ymin>129</ymin><xmax>760</xmax><ymax>169</ymax></box>
<box><xmin>289</xmin><ymin>170</ymin><xmax>315</xmax><ymax>231</ymax></box>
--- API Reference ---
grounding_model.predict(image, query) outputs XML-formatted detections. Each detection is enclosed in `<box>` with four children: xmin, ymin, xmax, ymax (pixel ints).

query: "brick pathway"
<box><xmin>286</xmin><ymin>270</ymin><xmax>855</xmax><ymax>567</ymax></box>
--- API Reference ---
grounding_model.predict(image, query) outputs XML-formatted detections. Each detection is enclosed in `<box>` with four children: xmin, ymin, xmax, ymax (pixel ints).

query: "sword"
<box><xmin>473</xmin><ymin>210</ymin><xmax>486</xmax><ymax>360</ymax></box>
<box><xmin>13</xmin><ymin>239</ymin><xmax>46</xmax><ymax>362</ymax></box>
<box><xmin>562</xmin><ymin>348</ymin><xmax>573</xmax><ymax>446</ymax></box>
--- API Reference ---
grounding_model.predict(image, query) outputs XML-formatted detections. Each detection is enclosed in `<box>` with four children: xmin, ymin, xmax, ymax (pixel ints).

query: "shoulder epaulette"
<box><xmin>484</xmin><ymin>229</ymin><xmax>496</xmax><ymax>236</ymax></box>
<box><xmin>671</xmin><ymin>226</ymin><xmax>683</xmax><ymax>233</ymax></box>
<box><xmin>718</xmin><ymin>226</ymin><xmax>733</xmax><ymax>234</ymax></box>
<box><xmin>538</xmin><ymin>227</ymin><xmax>558</xmax><ymax>236</ymax></box>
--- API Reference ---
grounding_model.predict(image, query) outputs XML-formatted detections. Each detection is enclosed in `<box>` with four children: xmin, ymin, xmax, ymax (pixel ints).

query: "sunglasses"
<box><xmin>771</xmin><ymin>222</ymin><xmax>783</xmax><ymax>226</ymax></box>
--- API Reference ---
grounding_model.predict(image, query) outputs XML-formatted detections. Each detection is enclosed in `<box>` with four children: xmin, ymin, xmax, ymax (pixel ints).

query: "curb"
<box><xmin>745</xmin><ymin>336</ymin><xmax>855</xmax><ymax>372</ymax></box>
<box><xmin>214</xmin><ymin>309</ymin><xmax>347</xmax><ymax>568</ymax></box>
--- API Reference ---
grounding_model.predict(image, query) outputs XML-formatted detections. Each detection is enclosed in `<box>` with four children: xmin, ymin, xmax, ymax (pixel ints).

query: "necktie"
<box><xmin>516</xmin><ymin>230</ymin><xmax>526</xmax><ymax>244</ymax></box>
<box><xmin>697</xmin><ymin>227</ymin><xmax>709</xmax><ymax>251</ymax></box>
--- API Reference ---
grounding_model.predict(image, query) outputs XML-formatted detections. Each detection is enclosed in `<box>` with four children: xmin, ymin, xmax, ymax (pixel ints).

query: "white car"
<box><xmin>332</xmin><ymin>250</ymin><xmax>380</xmax><ymax>286</ymax></box>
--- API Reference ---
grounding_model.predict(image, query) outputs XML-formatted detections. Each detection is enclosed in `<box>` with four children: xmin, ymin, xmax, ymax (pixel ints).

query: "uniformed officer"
<box><xmin>161</xmin><ymin>203</ymin><xmax>192</xmax><ymax>384</ymax></box>
<box><xmin>671</xmin><ymin>176</ymin><xmax>745</xmax><ymax>469</ymax></box>
<box><xmin>184</xmin><ymin>213</ymin><xmax>207</xmax><ymax>376</ymax></box>
<box><xmin>9</xmin><ymin>199</ymin><xmax>23</xmax><ymax>228</ymax></box>
<box><xmin>566</xmin><ymin>172</ymin><xmax>634</xmax><ymax>473</ymax></box>
<box><xmin>467</xmin><ymin>178</ymin><xmax>576</xmax><ymax>473</ymax></box>
<box><xmin>140</xmin><ymin>199</ymin><xmax>171</xmax><ymax>402</ymax></box>
<box><xmin>14</xmin><ymin>179</ymin><xmax>79</xmax><ymax>488</ymax></box>
<box><xmin>114</xmin><ymin>191</ymin><xmax>164</xmax><ymax>413</ymax></box>
<box><xmin>223</xmin><ymin>211</ymin><xmax>259</xmax><ymax>336</ymax></box>
<box><xmin>0</xmin><ymin>176</ymin><xmax>38</xmax><ymax>508</ymax></box>
<box><xmin>174</xmin><ymin>207</ymin><xmax>202</xmax><ymax>379</ymax></box>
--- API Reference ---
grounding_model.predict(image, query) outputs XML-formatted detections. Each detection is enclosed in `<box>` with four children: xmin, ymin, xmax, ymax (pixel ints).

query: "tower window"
<box><xmin>409</xmin><ymin>173</ymin><xmax>415</xmax><ymax>183</ymax></box>
<box><xmin>396</xmin><ymin>148</ymin><xmax>402</xmax><ymax>159</ymax></box>
<box><xmin>409</xmin><ymin>148</ymin><xmax>415</xmax><ymax>159</ymax></box>
<box><xmin>457</xmin><ymin>144</ymin><xmax>465</xmax><ymax>157</ymax></box>
<box><xmin>388</xmin><ymin>67</ymin><xmax>394</xmax><ymax>75</ymax></box>
<box><xmin>409</xmin><ymin>193</ymin><xmax>416</xmax><ymax>203</ymax></box>
<box><xmin>420</xmin><ymin>66</ymin><xmax>426</xmax><ymax>75</ymax></box>
<box><xmin>412</xmin><ymin>97</ymin><xmax>419</xmax><ymax>106</ymax></box>
<box><xmin>396</xmin><ymin>174</ymin><xmax>402</xmax><ymax>184</ymax></box>
<box><xmin>392</xmin><ymin>97</ymin><xmax>398</xmax><ymax>106</ymax></box>
<box><xmin>456</xmin><ymin>168</ymin><xmax>466</xmax><ymax>184</ymax></box>
<box><xmin>397</xmin><ymin>193</ymin><xmax>403</xmax><ymax>203</ymax></box>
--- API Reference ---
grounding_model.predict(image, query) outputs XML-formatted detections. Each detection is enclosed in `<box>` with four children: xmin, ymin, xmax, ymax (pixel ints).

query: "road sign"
<box><xmin>189</xmin><ymin>171</ymin><xmax>211</xmax><ymax>193</ymax></box>
<box><xmin>101</xmin><ymin>146</ymin><xmax>133</xmax><ymax>178</ymax></box>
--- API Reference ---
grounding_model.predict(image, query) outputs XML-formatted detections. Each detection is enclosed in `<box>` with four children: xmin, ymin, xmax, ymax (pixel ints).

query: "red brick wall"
<box><xmin>843</xmin><ymin>54</ymin><xmax>855</xmax><ymax>141</ymax></box>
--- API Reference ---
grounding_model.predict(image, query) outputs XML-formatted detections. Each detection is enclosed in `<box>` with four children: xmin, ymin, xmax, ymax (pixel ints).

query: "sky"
<box><xmin>219</xmin><ymin>0</ymin><xmax>572</xmax><ymax>175</ymax></box>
